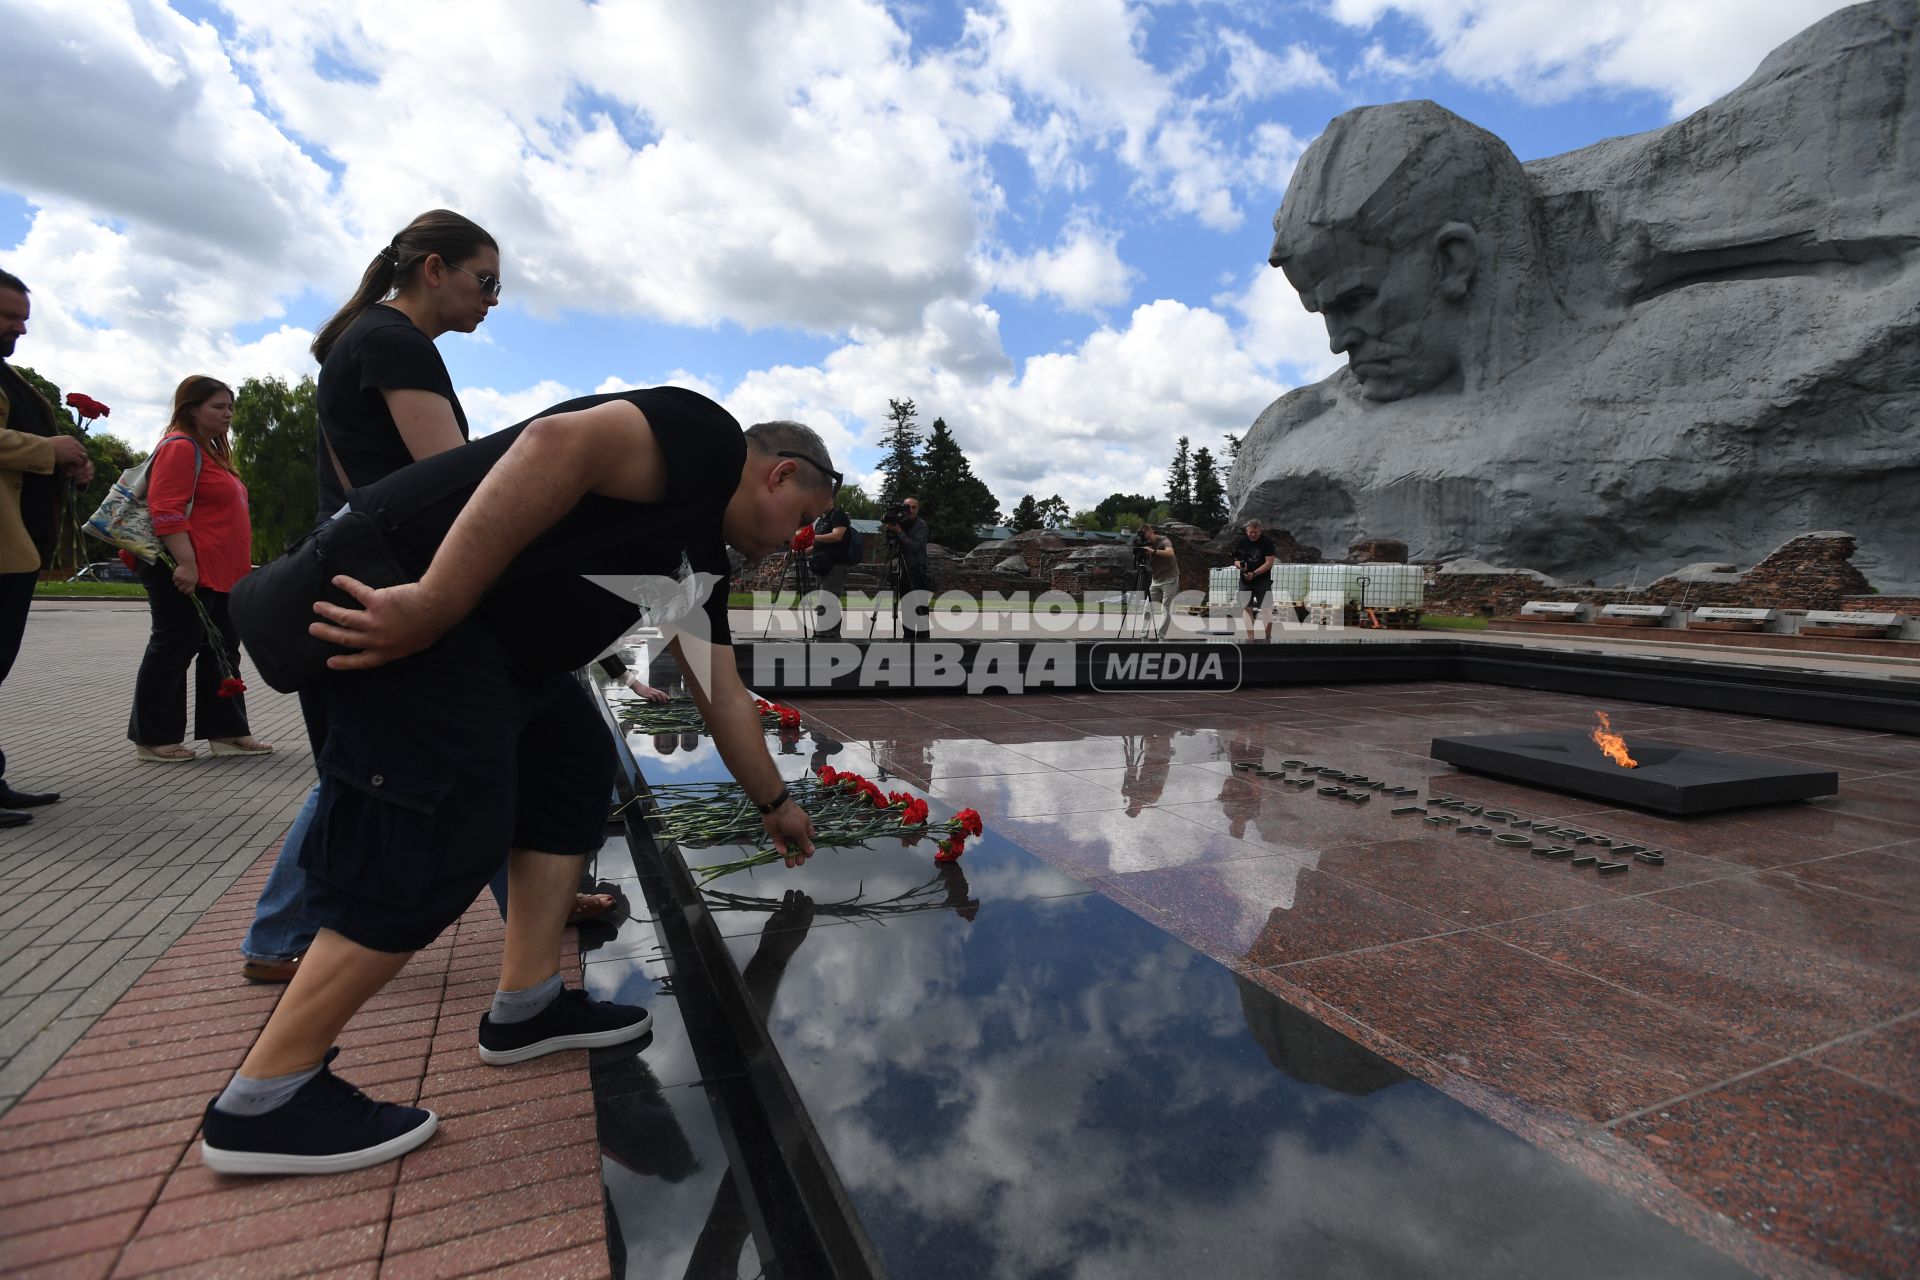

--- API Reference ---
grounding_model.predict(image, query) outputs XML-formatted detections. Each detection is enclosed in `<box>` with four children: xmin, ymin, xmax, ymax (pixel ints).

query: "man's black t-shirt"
<box><xmin>0</xmin><ymin>360</ymin><xmax>57</xmax><ymax>559</ymax></box>
<box><xmin>1231</xmin><ymin>533</ymin><xmax>1278</xmax><ymax>581</ymax></box>
<box><xmin>351</xmin><ymin>386</ymin><xmax>742</xmax><ymax>674</ymax></box>
<box><xmin>316</xmin><ymin>305</ymin><xmax>470</xmax><ymax>518</ymax></box>
<box><xmin>810</xmin><ymin>507</ymin><xmax>850</xmax><ymax>573</ymax></box>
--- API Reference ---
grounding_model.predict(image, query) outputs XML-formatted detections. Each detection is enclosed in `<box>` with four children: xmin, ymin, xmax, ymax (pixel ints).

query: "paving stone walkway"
<box><xmin>0</xmin><ymin>601</ymin><xmax>314</xmax><ymax>1115</ymax></box>
<box><xmin>0</xmin><ymin>601</ymin><xmax>610</xmax><ymax>1278</ymax></box>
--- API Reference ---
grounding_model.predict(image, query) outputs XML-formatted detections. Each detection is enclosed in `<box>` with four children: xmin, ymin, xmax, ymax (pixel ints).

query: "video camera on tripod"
<box><xmin>1130</xmin><ymin>527</ymin><xmax>1155</xmax><ymax>566</ymax></box>
<box><xmin>881</xmin><ymin>500</ymin><xmax>912</xmax><ymax>535</ymax></box>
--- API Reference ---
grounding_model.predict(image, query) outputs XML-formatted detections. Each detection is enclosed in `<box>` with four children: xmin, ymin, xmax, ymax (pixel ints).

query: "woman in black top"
<box><xmin>242</xmin><ymin>210</ymin><xmax>621</xmax><ymax>976</ymax></box>
<box><xmin>311</xmin><ymin>208</ymin><xmax>498</xmax><ymax>509</ymax></box>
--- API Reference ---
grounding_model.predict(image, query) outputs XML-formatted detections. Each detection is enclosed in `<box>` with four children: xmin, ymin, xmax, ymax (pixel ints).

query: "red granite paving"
<box><xmin>0</xmin><ymin>850</ymin><xmax>610</xmax><ymax>1280</ymax></box>
<box><xmin>792</xmin><ymin>684</ymin><xmax>1920</xmax><ymax>1280</ymax></box>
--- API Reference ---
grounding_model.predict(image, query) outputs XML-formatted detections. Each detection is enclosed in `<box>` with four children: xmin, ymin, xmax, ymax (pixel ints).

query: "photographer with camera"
<box><xmin>805</xmin><ymin>501</ymin><xmax>854</xmax><ymax>638</ymax></box>
<box><xmin>1231</xmin><ymin>516</ymin><xmax>1279</xmax><ymax>642</ymax></box>
<box><xmin>882</xmin><ymin>495</ymin><xmax>933</xmax><ymax>641</ymax></box>
<box><xmin>1135</xmin><ymin>522</ymin><xmax>1178</xmax><ymax>639</ymax></box>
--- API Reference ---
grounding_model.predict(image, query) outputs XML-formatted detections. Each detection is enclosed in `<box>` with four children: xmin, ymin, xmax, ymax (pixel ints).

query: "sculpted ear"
<box><xmin>1431</xmin><ymin>223</ymin><xmax>1479</xmax><ymax>302</ymax></box>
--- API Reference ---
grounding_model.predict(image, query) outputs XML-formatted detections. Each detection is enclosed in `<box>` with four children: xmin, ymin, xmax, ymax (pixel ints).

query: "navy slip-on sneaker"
<box><xmin>200</xmin><ymin>1048</ymin><xmax>438</xmax><ymax>1176</ymax></box>
<box><xmin>477</xmin><ymin>987</ymin><xmax>652</xmax><ymax>1065</ymax></box>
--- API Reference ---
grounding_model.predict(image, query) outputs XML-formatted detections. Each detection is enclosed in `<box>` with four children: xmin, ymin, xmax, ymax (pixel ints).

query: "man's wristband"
<box><xmin>755</xmin><ymin>787</ymin><xmax>791</xmax><ymax>816</ymax></box>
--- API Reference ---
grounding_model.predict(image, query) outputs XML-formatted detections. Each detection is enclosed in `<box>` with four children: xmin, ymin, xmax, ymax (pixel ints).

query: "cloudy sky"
<box><xmin>0</xmin><ymin>0</ymin><xmax>1854</xmax><ymax>512</ymax></box>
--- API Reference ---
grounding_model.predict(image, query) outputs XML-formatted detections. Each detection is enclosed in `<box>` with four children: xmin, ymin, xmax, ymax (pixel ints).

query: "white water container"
<box><xmin>1268</xmin><ymin>564</ymin><xmax>1311</xmax><ymax>604</ymax></box>
<box><xmin>1207</xmin><ymin>567</ymin><xmax>1240</xmax><ymax>608</ymax></box>
<box><xmin>1353</xmin><ymin>564</ymin><xmax>1424</xmax><ymax>609</ymax></box>
<box><xmin>1304</xmin><ymin>564</ymin><xmax>1424</xmax><ymax>608</ymax></box>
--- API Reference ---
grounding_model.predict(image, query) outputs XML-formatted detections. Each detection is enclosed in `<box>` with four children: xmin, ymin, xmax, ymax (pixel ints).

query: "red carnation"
<box><xmin>818</xmin><ymin>765</ymin><xmax>839</xmax><ymax>785</ymax></box>
<box><xmin>791</xmin><ymin>526</ymin><xmax>815</xmax><ymax>552</ymax></box>
<box><xmin>901</xmin><ymin>799</ymin><xmax>929</xmax><ymax>826</ymax></box>
<box><xmin>65</xmin><ymin>392</ymin><xmax>110</xmax><ymax>421</ymax></box>
<box><xmin>954</xmin><ymin>808</ymin><xmax>984</xmax><ymax>838</ymax></box>
<box><xmin>777</xmin><ymin>706</ymin><xmax>802</xmax><ymax>730</ymax></box>
<box><xmin>216</xmin><ymin>677</ymin><xmax>247</xmax><ymax>699</ymax></box>
<box><xmin>935</xmin><ymin>835</ymin><xmax>966</xmax><ymax>863</ymax></box>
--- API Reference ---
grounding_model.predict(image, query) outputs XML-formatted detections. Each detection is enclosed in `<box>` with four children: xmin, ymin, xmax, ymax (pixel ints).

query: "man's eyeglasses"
<box><xmin>447</xmin><ymin>262</ymin><xmax>503</xmax><ymax>299</ymax></box>
<box><xmin>778</xmin><ymin>450</ymin><xmax>843</xmax><ymax>496</ymax></box>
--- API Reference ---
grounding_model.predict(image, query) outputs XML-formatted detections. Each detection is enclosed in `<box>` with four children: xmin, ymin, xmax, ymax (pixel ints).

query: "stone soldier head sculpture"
<box><xmin>1268</xmin><ymin>100</ymin><xmax>1559</xmax><ymax>402</ymax></box>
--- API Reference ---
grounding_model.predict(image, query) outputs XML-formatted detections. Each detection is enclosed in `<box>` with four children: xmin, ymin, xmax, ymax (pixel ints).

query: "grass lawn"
<box><xmin>33</xmin><ymin>581</ymin><xmax>146</xmax><ymax>599</ymax></box>
<box><xmin>1419</xmin><ymin>614</ymin><xmax>1490</xmax><ymax>631</ymax></box>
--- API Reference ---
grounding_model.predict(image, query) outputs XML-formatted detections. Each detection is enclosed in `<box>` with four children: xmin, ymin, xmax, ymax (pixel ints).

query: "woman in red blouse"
<box><xmin>128</xmin><ymin>376</ymin><xmax>272</xmax><ymax>761</ymax></box>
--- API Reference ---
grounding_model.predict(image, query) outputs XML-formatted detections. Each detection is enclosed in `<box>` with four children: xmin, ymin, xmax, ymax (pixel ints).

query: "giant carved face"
<box><xmin>1278</xmin><ymin>227</ymin><xmax>1469</xmax><ymax>403</ymax></box>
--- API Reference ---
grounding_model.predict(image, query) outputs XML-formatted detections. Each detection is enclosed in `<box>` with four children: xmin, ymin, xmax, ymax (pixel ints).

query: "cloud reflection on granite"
<box><xmin>617</xmin><ymin>692</ymin><xmax>1920</xmax><ymax>1278</ymax></box>
<box><xmin>718</xmin><ymin>891</ymin><xmax>1752</xmax><ymax>1278</ymax></box>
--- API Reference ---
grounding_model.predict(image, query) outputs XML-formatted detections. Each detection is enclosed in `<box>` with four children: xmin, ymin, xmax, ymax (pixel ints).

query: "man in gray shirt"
<box><xmin>1141</xmin><ymin>522</ymin><xmax>1178</xmax><ymax>639</ymax></box>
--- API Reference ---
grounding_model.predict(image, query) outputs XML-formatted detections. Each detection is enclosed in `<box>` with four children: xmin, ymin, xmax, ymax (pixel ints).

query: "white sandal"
<box><xmin>135</xmin><ymin>744</ymin><xmax>198</xmax><ymax>763</ymax></box>
<box><xmin>209</xmin><ymin>739</ymin><xmax>274</xmax><ymax>757</ymax></box>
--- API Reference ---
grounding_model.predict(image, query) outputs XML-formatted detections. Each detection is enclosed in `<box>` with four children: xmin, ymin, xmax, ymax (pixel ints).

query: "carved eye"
<box><xmin>1329</xmin><ymin>288</ymin><xmax>1375</xmax><ymax>315</ymax></box>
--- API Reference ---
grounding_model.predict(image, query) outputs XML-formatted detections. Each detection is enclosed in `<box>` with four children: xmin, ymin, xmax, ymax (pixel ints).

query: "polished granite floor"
<box><xmin>750</xmin><ymin>682</ymin><xmax>1919</xmax><ymax>1280</ymax></box>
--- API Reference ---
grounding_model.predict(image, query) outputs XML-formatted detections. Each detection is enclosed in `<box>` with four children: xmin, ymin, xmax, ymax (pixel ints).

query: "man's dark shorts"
<box><xmin>1242</xmin><ymin>576</ymin><xmax>1272</xmax><ymax>608</ymax></box>
<box><xmin>300</xmin><ymin>621</ymin><xmax>615</xmax><ymax>953</ymax></box>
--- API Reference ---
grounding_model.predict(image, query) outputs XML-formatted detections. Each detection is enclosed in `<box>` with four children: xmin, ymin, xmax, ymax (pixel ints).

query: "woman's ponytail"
<box><xmin>309</xmin><ymin>210</ymin><xmax>497</xmax><ymax>364</ymax></box>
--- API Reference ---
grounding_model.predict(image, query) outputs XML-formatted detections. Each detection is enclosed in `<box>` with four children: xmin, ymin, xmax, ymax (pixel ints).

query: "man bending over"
<box><xmin>204</xmin><ymin>388</ymin><xmax>831</xmax><ymax>1174</ymax></box>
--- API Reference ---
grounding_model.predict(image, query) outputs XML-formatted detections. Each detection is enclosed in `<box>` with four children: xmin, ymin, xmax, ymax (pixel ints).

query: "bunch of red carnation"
<box><xmin>791</xmin><ymin>526</ymin><xmax>815</xmax><ymax>552</ymax></box>
<box><xmin>751</xmin><ymin>696</ymin><xmax>803</xmax><ymax>731</ymax></box>
<box><xmin>937</xmin><ymin>808</ymin><xmax>984</xmax><ymax>862</ymax></box>
<box><xmin>814</xmin><ymin>766</ymin><xmax>979</xmax><ymax>862</ymax></box>
<box><xmin>216</xmin><ymin>677</ymin><xmax>247</xmax><ymax>699</ymax></box>
<box><xmin>64</xmin><ymin>392</ymin><xmax>111</xmax><ymax>422</ymax></box>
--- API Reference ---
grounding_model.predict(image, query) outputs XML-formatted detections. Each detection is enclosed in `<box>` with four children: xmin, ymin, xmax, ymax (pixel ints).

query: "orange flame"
<box><xmin>1590</xmin><ymin>711</ymin><xmax>1637</xmax><ymax>768</ymax></box>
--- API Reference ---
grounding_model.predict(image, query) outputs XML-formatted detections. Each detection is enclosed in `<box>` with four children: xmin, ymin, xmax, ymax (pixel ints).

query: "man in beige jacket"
<box><xmin>1</xmin><ymin>269</ymin><xmax>94</xmax><ymax>827</ymax></box>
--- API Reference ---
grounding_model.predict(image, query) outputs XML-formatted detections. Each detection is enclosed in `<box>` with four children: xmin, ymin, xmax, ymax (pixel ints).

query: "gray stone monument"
<box><xmin>1231</xmin><ymin>0</ymin><xmax>1918</xmax><ymax>589</ymax></box>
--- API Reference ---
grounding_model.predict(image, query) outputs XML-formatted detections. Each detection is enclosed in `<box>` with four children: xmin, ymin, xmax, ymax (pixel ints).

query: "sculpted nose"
<box><xmin>1327</xmin><ymin>320</ymin><xmax>1360</xmax><ymax>354</ymax></box>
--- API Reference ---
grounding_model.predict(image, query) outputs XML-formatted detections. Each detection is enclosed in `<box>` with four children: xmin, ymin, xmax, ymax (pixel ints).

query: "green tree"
<box><xmin>1222</xmin><ymin>431</ymin><xmax>1242</xmax><ymax>465</ymax></box>
<box><xmin>917</xmin><ymin>416</ymin><xmax>1001</xmax><ymax>549</ymax></box>
<box><xmin>1069</xmin><ymin>509</ymin><xmax>1104</xmax><ymax>531</ymax></box>
<box><xmin>877</xmin><ymin>397</ymin><xmax>923</xmax><ymax>508</ymax></box>
<box><xmin>1008</xmin><ymin>494</ymin><xmax>1043</xmax><ymax>533</ymax></box>
<box><xmin>1035</xmin><ymin>494</ymin><xmax>1071</xmax><ymax>529</ymax></box>
<box><xmin>229</xmin><ymin>375</ymin><xmax>320</xmax><ymax>562</ymax></box>
<box><xmin>836</xmin><ymin>482</ymin><xmax>879</xmax><ymax>521</ymax></box>
<box><xmin>1190</xmin><ymin>446</ymin><xmax>1228</xmax><ymax>531</ymax></box>
<box><xmin>1093</xmin><ymin>492</ymin><xmax>1157</xmax><ymax>528</ymax></box>
<box><xmin>1112</xmin><ymin>511</ymin><xmax>1146</xmax><ymax>533</ymax></box>
<box><xmin>1166</xmin><ymin>436</ymin><xmax>1194</xmax><ymax>524</ymax></box>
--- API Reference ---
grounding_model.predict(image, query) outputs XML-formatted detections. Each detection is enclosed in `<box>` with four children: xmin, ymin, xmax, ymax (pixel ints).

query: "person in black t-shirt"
<box><xmin>207</xmin><ymin>388</ymin><xmax>838</xmax><ymax>1177</ymax></box>
<box><xmin>0</xmin><ymin>270</ymin><xmax>94</xmax><ymax>826</ymax></box>
<box><xmin>240</xmin><ymin>210</ymin><xmax>542</xmax><ymax>985</ymax></box>
<box><xmin>885</xmin><ymin>496</ymin><xmax>935</xmax><ymax>640</ymax></box>
<box><xmin>1231</xmin><ymin>517</ymin><xmax>1280</xmax><ymax>642</ymax></box>
<box><xmin>806</xmin><ymin>504</ymin><xmax>853</xmax><ymax>637</ymax></box>
<box><xmin>310</xmin><ymin>209</ymin><xmax>500</xmax><ymax>518</ymax></box>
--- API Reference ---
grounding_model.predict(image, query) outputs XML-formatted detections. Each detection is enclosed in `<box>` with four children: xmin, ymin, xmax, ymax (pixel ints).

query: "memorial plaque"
<box><xmin>1805</xmin><ymin>610</ymin><xmax>1900</xmax><ymax>627</ymax></box>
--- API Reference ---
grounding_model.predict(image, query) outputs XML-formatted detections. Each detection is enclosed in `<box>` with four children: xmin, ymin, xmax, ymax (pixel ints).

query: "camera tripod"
<box><xmin>760</xmin><ymin>549</ymin><xmax>816</xmax><ymax>640</ymax></box>
<box><xmin>862</xmin><ymin>537</ymin><xmax>907</xmax><ymax>641</ymax></box>
<box><xmin>1116</xmin><ymin>555</ymin><xmax>1160</xmax><ymax>641</ymax></box>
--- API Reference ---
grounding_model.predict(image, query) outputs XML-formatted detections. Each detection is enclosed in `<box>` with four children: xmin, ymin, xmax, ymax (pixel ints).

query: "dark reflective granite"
<box><xmin>708</xmin><ymin>881</ymin><xmax>1751</xmax><ymax>1278</ymax></box>
<box><xmin>604</xmin><ymin>704</ymin><xmax>1783</xmax><ymax>1278</ymax></box>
